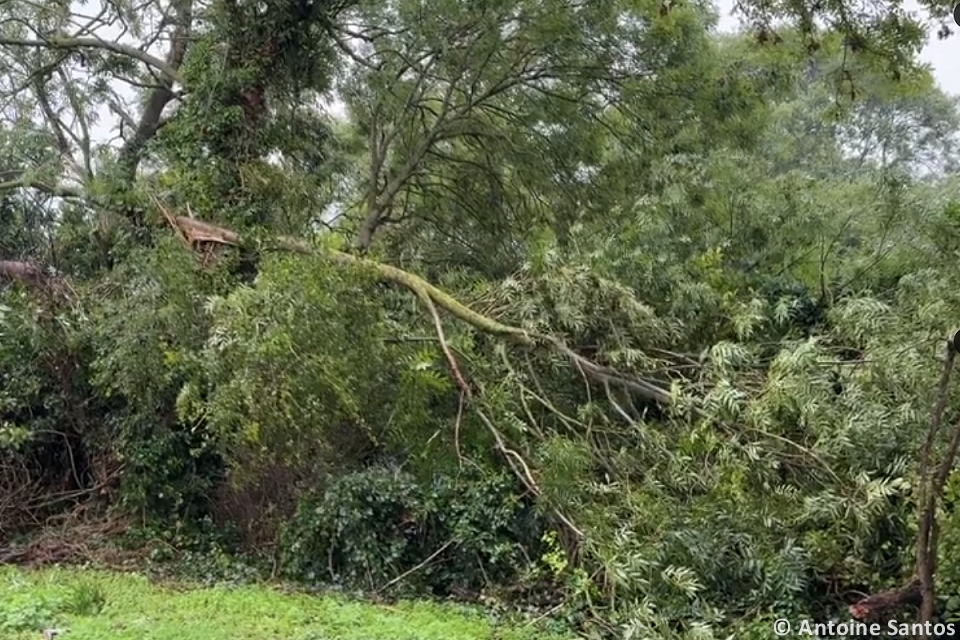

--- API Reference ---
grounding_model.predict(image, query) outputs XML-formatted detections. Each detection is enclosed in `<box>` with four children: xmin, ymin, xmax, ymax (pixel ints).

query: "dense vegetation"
<box><xmin>1</xmin><ymin>0</ymin><xmax>960</xmax><ymax>637</ymax></box>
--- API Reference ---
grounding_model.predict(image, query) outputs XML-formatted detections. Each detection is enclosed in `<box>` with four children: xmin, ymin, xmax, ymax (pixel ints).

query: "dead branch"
<box><xmin>378</xmin><ymin>539</ymin><xmax>454</xmax><ymax>592</ymax></box>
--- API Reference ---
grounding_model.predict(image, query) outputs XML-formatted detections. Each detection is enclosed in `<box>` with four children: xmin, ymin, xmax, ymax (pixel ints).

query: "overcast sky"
<box><xmin>69</xmin><ymin>0</ymin><xmax>960</xmax><ymax>145</ymax></box>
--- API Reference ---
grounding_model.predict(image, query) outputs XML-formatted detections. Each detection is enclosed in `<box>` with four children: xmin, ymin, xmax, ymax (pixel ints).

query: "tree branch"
<box><xmin>116</xmin><ymin>0</ymin><xmax>193</xmax><ymax>179</ymax></box>
<box><xmin>916</xmin><ymin>341</ymin><xmax>956</xmax><ymax>635</ymax></box>
<box><xmin>0</xmin><ymin>35</ymin><xmax>183</xmax><ymax>83</ymax></box>
<box><xmin>852</xmin><ymin>340</ymin><xmax>959</xmax><ymax>632</ymax></box>
<box><xmin>168</xmin><ymin>213</ymin><xmax>674</xmax><ymax>408</ymax></box>
<box><xmin>0</xmin><ymin>175</ymin><xmax>83</xmax><ymax>199</ymax></box>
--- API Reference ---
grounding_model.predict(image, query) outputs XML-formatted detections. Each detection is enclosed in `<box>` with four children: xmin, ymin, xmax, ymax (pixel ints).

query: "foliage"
<box><xmin>193</xmin><ymin>253</ymin><xmax>390</xmax><ymax>477</ymax></box>
<box><xmin>87</xmin><ymin>240</ymin><xmax>226</xmax><ymax>518</ymax></box>
<box><xmin>279</xmin><ymin>465</ymin><xmax>542</xmax><ymax>595</ymax></box>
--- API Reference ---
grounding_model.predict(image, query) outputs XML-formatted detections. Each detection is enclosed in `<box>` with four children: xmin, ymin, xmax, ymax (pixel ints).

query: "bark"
<box><xmin>849</xmin><ymin>578</ymin><xmax>922</xmax><ymax>621</ymax></box>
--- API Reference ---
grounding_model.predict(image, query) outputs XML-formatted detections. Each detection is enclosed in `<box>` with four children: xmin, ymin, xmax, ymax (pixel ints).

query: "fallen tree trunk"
<box><xmin>849</xmin><ymin>578</ymin><xmax>922</xmax><ymax>620</ymax></box>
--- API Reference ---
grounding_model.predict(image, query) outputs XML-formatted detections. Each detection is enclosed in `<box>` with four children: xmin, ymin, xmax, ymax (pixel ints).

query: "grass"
<box><xmin>0</xmin><ymin>566</ymin><xmax>574</xmax><ymax>640</ymax></box>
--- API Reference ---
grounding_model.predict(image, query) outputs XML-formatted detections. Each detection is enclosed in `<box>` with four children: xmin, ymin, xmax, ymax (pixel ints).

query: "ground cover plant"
<box><xmin>0</xmin><ymin>566</ymin><xmax>570</xmax><ymax>640</ymax></box>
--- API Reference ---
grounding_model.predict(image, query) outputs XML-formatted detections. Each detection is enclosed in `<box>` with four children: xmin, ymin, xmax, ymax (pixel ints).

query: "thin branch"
<box><xmin>377</xmin><ymin>540</ymin><xmax>454</xmax><ymax>592</ymax></box>
<box><xmin>0</xmin><ymin>35</ymin><xmax>183</xmax><ymax>83</ymax></box>
<box><xmin>56</xmin><ymin>67</ymin><xmax>94</xmax><ymax>177</ymax></box>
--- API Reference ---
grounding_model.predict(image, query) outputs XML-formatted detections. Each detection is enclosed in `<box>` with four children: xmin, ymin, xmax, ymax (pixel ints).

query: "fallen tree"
<box><xmin>1</xmin><ymin>202</ymin><xmax>683</xmax><ymax>543</ymax></box>
<box><xmin>167</xmin><ymin>210</ymin><xmax>676</xmax><ymax>409</ymax></box>
<box><xmin>166</xmin><ymin>210</ymin><xmax>682</xmax><ymax>540</ymax></box>
<box><xmin>166</xmin><ymin>209</ymin><xmax>960</xmax><ymax>631</ymax></box>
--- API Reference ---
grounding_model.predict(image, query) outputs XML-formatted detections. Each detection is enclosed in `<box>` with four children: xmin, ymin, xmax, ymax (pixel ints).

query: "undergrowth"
<box><xmin>0</xmin><ymin>566</ymin><xmax>575</xmax><ymax>640</ymax></box>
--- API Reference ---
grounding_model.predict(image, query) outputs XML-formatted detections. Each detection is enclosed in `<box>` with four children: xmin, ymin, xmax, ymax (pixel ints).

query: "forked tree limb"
<box><xmin>169</xmin><ymin>214</ymin><xmax>673</xmax><ymax>408</ymax></box>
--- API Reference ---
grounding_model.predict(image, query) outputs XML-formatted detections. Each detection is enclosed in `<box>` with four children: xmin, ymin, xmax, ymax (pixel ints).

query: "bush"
<box><xmin>279</xmin><ymin>465</ymin><xmax>543</xmax><ymax>595</ymax></box>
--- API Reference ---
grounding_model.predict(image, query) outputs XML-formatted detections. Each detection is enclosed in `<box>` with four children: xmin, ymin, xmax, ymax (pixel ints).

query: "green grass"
<box><xmin>0</xmin><ymin>566</ymin><xmax>573</xmax><ymax>640</ymax></box>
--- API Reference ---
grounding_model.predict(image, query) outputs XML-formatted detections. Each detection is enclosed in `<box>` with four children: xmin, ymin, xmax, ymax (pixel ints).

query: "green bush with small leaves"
<box><xmin>280</xmin><ymin>465</ymin><xmax>543</xmax><ymax>595</ymax></box>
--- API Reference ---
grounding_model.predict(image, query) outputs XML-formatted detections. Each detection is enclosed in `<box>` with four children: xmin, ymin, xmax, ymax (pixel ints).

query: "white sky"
<box><xmin>919</xmin><ymin>36</ymin><xmax>958</xmax><ymax>96</ymax></box>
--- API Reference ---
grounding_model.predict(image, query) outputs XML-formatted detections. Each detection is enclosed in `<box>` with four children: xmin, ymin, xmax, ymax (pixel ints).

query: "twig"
<box><xmin>526</xmin><ymin>602</ymin><xmax>564</xmax><ymax>626</ymax></box>
<box><xmin>378</xmin><ymin>540</ymin><xmax>454</xmax><ymax>592</ymax></box>
<box><xmin>455</xmin><ymin>390</ymin><xmax>466</xmax><ymax>469</ymax></box>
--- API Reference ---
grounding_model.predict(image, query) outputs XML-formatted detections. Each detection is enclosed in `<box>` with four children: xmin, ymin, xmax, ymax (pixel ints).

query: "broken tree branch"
<box><xmin>169</xmin><ymin>213</ymin><xmax>673</xmax><ymax>409</ymax></box>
